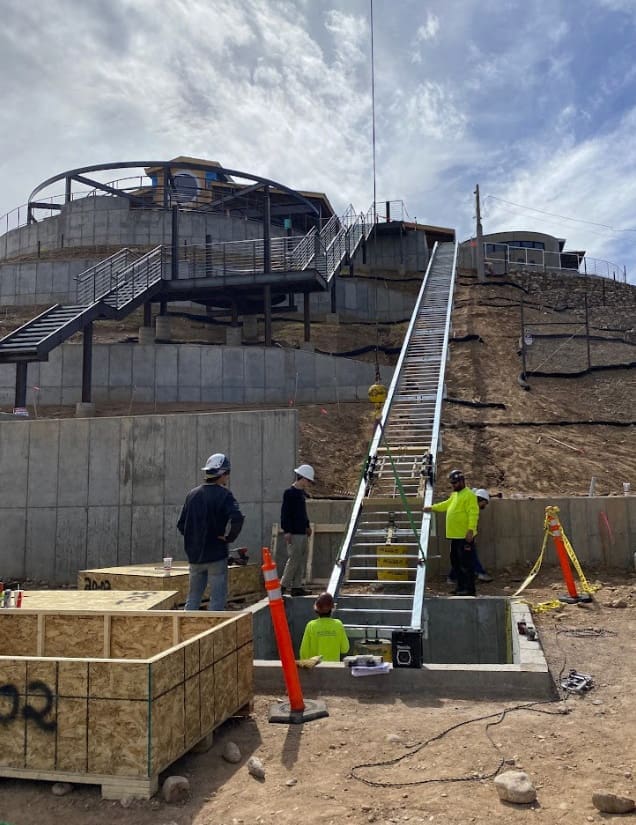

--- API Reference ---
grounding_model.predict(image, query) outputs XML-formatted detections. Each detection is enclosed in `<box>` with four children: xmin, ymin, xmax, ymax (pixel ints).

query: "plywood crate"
<box><xmin>0</xmin><ymin>609</ymin><xmax>253</xmax><ymax>799</ymax></box>
<box><xmin>78</xmin><ymin>563</ymin><xmax>264</xmax><ymax>606</ymax></box>
<box><xmin>20</xmin><ymin>590</ymin><xmax>179</xmax><ymax>611</ymax></box>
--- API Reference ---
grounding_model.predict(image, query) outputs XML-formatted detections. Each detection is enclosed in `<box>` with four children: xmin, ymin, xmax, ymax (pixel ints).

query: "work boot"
<box><xmin>291</xmin><ymin>587</ymin><xmax>311</xmax><ymax>596</ymax></box>
<box><xmin>477</xmin><ymin>572</ymin><xmax>493</xmax><ymax>582</ymax></box>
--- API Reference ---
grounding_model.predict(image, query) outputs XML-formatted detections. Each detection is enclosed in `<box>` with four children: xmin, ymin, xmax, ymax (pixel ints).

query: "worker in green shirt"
<box><xmin>299</xmin><ymin>592</ymin><xmax>350</xmax><ymax>662</ymax></box>
<box><xmin>424</xmin><ymin>468</ymin><xmax>480</xmax><ymax>596</ymax></box>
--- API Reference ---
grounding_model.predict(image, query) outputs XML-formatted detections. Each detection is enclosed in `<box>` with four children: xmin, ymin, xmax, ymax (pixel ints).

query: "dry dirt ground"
<box><xmin>1</xmin><ymin>573</ymin><xmax>635</xmax><ymax>825</ymax></box>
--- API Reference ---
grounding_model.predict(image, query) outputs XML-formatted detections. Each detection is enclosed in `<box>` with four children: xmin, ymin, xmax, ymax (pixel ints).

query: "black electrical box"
<box><xmin>391</xmin><ymin>629</ymin><xmax>423</xmax><ymax>669</ymax></box>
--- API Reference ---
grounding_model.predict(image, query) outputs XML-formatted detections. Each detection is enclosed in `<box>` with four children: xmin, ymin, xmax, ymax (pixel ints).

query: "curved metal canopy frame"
<box><xmin>27</xmin><ymin>160</ymin><xmax>320</xmax><ymax>219</ymax></box>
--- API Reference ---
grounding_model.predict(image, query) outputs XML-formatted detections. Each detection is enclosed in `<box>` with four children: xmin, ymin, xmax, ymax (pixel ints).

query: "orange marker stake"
<box><xmin>545</xmin><ymin>506</ymin><xmax>578</xmax><ymax>601</ymax></box>
<box><xmin>261</xmin><ymin>547</ymin><xmax>305</xmax><ymax>713</ymax></box>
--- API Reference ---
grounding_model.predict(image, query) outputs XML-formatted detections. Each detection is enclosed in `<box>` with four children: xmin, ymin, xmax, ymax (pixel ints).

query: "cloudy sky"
<box><xmin>1</xmin><ymin>0</ymin><xmax>636</xmax><ymax>276</ymax></box>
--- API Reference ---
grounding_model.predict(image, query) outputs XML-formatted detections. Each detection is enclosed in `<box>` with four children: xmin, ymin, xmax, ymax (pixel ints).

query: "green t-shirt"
<box><xmin>299</xmin><ymin>616</ymin><xmax>350</xmax><ymax>662</ymax></box>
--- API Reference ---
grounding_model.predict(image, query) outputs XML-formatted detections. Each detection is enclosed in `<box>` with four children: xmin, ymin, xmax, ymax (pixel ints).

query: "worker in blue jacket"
<box><xmin>178</xmin><ymin>453</ymin><xmax>244</xmax><ymax>610</ymax></box>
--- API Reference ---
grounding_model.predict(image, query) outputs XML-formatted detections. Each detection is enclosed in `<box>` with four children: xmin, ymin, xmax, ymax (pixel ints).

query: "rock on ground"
<box><xmin>247</xmin><ymin>755</ymin><xmax>266</xmax><ymax>779</ymax></box>
<box><xmin>494</xmin><ymin>770</ymin><xmax>537</xmax><ymax>804</ymax></box>
<box><xmin>162</xmin><ymin>775</ymin><xmax>190</xmax><ymax>803</ymax></box>
<box><xmin>222</xmin><ymin>740</ymin><xmax>242</xmax><ymax>763</ymax></box>
<box><xmin>592</xmin><ymin>791</ymin><xmax>635</xmax><ymax>813</ymax></box>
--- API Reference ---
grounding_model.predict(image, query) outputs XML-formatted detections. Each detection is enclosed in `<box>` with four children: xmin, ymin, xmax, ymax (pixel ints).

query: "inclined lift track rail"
<box><xmin>327</xmin><ymin>241</ymin><xmax>458</xmax><ymax>639</ymax></box>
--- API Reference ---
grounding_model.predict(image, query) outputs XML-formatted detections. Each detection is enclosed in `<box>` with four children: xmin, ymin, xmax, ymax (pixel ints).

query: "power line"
<box><xmin>484</xmin><ymin>195</ymin><xmax>636</xmax><ymax>235</ymax></box>
<box><xmin>370</xmin><ymin>0</ymin><xmax>377</xmax><ymax>221</ymax></box>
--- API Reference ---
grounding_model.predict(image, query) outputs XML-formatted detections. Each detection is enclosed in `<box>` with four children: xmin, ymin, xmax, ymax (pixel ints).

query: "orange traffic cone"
<box><xmin>262</xmin><ymin>547</ymin><xmax>329</xmax><ymax>724</ymax></box>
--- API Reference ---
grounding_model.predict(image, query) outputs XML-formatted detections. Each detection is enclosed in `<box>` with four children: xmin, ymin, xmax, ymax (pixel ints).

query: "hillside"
<box><xmin>0</xmin><ymin>268</ymin><xmax>634</xmax><ymax>498</ymax></box>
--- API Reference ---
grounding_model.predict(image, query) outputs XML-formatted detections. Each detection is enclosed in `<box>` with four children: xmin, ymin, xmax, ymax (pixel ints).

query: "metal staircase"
<box><xmin>0</xmin><ymin>247</ymin><xmax>164</xmax><ymax>363</ymax></box>
<box><xmin>326</xmin><ymin>241</ymin><xmax>458</xmax><ymax>639</ymax></box>
<box><xmin>291</xmin><ymin>204</ymin><xmax>374</xmax><ymax>281</ymax></box>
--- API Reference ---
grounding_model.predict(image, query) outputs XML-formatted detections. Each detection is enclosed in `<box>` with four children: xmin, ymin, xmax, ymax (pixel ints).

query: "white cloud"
<box><xmin>416</xmin><ymin>12</ymin><xmax>440</xmax><ymax>42</ymax></box>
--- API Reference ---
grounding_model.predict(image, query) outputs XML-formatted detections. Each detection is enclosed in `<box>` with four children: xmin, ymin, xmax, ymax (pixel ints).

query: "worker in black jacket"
<box><xmin>178</xmin><ymin>453</ymin><xmax>244</xmax><ymax>610</ymax></box>
<box><xmin>279</xmin><ymin>463</ymin><xmax>315</xmax><ymax>596</ymax></box>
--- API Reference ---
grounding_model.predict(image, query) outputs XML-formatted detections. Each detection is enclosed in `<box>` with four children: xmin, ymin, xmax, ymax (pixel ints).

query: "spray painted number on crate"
<box><xmin>0</xmin><ymin>681</ymin><xmax>57</xmax><ymax>731</ymax></box>
<box><xmin>83</xmin><ymin>577</ymin><xmax>111</xmax><ymax>590</ymax></box>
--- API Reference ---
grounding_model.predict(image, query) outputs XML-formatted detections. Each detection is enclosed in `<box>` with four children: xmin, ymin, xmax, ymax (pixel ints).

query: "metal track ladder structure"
<box><xmin>327</xmin><ymin>241</ymin><xmax>458</xmax><ymax>641</ymax></box>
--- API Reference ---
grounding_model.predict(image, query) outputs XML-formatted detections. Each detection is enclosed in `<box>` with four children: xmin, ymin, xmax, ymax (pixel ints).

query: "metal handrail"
<box><xmin>106</xmin><ymin>245</ymin><xmax>164</xmax><ymax>309</ymax></box>
<box><xmin>75</xmin><ymin>249</ymin><xmax>134</xmax><ymax>304</ymax></box>
<box><xmin>482</xmin><ymin>242</ymin><xmax>627</xmax><ymax>283</ymax></box>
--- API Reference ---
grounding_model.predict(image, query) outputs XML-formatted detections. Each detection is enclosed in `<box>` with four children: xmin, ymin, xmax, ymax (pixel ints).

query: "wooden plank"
<box><xmin>150</xmin><ymin>648</ymin><xmax>185</xmax><ymax>699</ymax></box>
<box><xmin>237</xmin><ymin>642</ymin><xmax>254</xmax><ymax>709</ymax></box>
<box><xmin>21</xmin><ymin>589</ymin><xmax>179</xmax><ymax>611</ymax></box>
<box><xmin>44</xmin><ymin>615</ymin><xmax>104</xmax><ymax>658</ymax></box>
<box><xmin>151</xmin><ymin>684</ymin><xmax>185</xmax><ymax>773</ymax></box>
<box><xmin>25</xmin><ymin>661</ymin><xmax>57</xmax><ymax>771</ymax></box>
<box><xmin>183</xmin><ymin>675</ymin><xmax>201</xmax><ymax>751</ymax></box>
<box><xmin>56</xmin><ymin>698</ymin><xmax>88</xmax><ymax>773</ymax></box>
<box><xmin>110</xmin><ymin>615</ymin><xmax>174</xmax><ymax>659</ymax></box>
<box><xmin>89</xmin><ymin>662</ymin><xmax>150</xmax><ymax>701</ymax></box>
<box><xmin>0</xmin><ymin>614</ymin><xmax>38</xmax><ymax>656</ymax></box>
<box><xmin>214</xmin><ymin>651</ymin><xmax>238</xmax><ymax>726</ymax></box>
<box><xmin>87</xmin><ymin>698</ymin><xmax>149</xmax><ymax>777</ymax></box>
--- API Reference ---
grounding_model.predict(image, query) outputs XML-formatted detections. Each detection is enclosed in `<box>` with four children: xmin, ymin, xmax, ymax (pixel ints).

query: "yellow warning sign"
<box><xmin>376</xmin><ymin>544</ymin><xmax>408</xmax><ymax>581</ymax></box>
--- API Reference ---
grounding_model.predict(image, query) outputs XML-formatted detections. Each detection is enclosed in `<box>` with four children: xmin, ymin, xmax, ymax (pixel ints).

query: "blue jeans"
<box><xmin>185</xmin><ymin>559</ymin><xmax>228</xmax><ymax>611</ymax></box>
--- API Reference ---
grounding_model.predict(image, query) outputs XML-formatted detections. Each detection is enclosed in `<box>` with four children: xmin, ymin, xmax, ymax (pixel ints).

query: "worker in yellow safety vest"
<box><xmin>424</xmin><ymin>468</ymin><xmax>480</xmax><ymax>596</ymax></box>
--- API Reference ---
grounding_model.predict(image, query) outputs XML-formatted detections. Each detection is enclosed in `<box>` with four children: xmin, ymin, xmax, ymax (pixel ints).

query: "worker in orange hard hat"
<box><xmin>299</xmin><ymin>592</ymin><xmax>350</xmax><ymax>662</ymax></box>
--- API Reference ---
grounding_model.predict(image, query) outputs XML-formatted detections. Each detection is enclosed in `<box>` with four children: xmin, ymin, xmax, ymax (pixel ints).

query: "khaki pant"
<box><xmin>280</xmin><ymin>534</ymin><xmax>308</xmax><ymax>590</ymax></box>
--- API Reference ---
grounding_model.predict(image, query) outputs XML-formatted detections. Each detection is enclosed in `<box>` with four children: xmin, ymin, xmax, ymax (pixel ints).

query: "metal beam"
<box><xmin>81</xmin><ymin>323</ymin><xmax>93</xmax><ymax>403</ymax></box>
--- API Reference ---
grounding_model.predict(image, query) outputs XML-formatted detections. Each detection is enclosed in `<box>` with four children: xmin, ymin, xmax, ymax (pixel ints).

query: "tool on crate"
<box><xmin>228</xmin><ymin>546</ymin><xmax>249</xmax><ymax>566</ymax></box>
<box><xmin>561</xmin><ymin>669</ymin><xmax>594</xmax><ymax>694</ymax></box>
<box><xmin>343</xmin><ymin>654</ymin><xmax>384</xmax><ymax>668</ymax></box>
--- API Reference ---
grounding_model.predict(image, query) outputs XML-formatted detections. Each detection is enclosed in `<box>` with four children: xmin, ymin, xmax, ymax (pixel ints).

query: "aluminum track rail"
<box><xmin>327</xmin><ymin>241</ymin><xmax>457</xmax><ymax>637</ymax></box>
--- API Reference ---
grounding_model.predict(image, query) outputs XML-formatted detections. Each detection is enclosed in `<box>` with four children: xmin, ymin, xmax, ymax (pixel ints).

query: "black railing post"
<box><xmin>171</xmin><ymin>204</ymin><xmax>179</xmax><ymax>280</ymax></box>
<box><xmin>205</xmin><ymin>233</ymin><xmax>212</xmax><ymax>277</ymax></box>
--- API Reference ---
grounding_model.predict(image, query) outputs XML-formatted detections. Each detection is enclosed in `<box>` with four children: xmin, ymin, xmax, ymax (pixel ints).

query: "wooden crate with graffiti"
<box><xmin>78</xmin><ymin>563</ymin><xmax>264</xmax><ymax>606</ymax></box>
<box><xmin>0</xmin><ymin>609</ymin><xmax>253</xmax><ymax>799</ymax></box>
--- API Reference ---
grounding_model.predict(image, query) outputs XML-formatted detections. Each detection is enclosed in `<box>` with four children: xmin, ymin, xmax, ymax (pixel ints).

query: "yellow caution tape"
<box><xmin>512</xmin><ymin>532</ymin><xmax>548</xmax><ymax>597</ymax></box>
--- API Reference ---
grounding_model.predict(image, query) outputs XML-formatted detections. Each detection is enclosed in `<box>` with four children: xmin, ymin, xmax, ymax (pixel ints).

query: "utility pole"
<box><xmin>475</xmin><ymin>184</ymin><xmax>485</xmax><ymax>282</ymax></box>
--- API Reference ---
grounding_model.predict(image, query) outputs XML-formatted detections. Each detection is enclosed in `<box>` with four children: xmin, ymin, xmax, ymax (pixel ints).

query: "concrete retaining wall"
<box><xmin>0</xmin><ymin>410</ymin><xmax>296</xmax><ymax>582</ymax></box>
<box><xmin>304</xmin><ymin>495</ymin><xmax>636</xmax><ymax>576</ymax></box>
<box><xmin>0</xmin><ymin>343</ymin><xmax>389</xmax><ymax>407</ymax></box>
<box><xmin>0</xmin><ymin>258</ymin><xmax>419</xmax><ymax>321</ymax></box>
<box><xmin>0</xmin><ymin>196</ymin><xmax>281</xmax><ymax>261</ymax></box>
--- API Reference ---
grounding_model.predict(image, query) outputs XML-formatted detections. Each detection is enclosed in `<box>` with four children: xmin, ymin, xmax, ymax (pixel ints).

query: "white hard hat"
<box><xmin>294</xmin><ymin>463</ymin><xmax>315</xmax><ymax>482</ymax></box>
<box><xmin>474</xmin><ymin>488</ymin><xmax>490</xmax><ymax>501</ymax></box>
<box><xmin>201</xmin><ymin>453</ymin><xmax>231</xmax><ymax>477</ymax></box>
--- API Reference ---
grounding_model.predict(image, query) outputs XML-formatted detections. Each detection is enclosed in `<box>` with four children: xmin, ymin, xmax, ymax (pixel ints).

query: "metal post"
<box><xmin>385</xmin><ymin>200</ymin><xmax>391</xmax><ymax>222</ymax></box>
<box><xmin>263</xmin><ymin>185</ymin><xmax>272</xmax><ymax>346</ymax></box>
<box><xmin>205</xmin><ymin>233</ymin><xmax>212</xmax><ymax>277</ymax></box>
<box><xmin>65</xmin><ymin>177</ymin><xmax>72</xmax><ymax>203</ymax></box>
<box><xmin>475</xmin><ymin>184</ymin><xmax>485</xmax><ymax>282</ymax></box>
<box><xmin>143</xmin><ymin>303</ymin><xmax>152</xmax><ymax>327</ymax></box>
<box><xmin>520</xmin><ymin>300</ymin><xmax>527</xmax><ymax>377</ymax></box>
<box><xmin>81</xmin><ymin>323</ymin><xmax>93</xmax><ymax>403</ymax></box>
<box><xmin>304</xmin><ymin>292</ymin><xmax>311</xmax><ymax>342</ymax></box>
<box><xmin>264</xmin><ymin>284</ymin><xmax>272</xmax><ymax>347</ymax></box>
<box><xmin>584</xmin><ymin>294</ymin><xmax>591</xmax><ymax>370</ymax></box>
<box><xmin>14</xmin><ymin>362</ymin><xmax>27</xmax><ymax>409</ymax></box>
<box><xmin>171</xmin><ymin>204</ymin><xmax>179</xmax><ymax>280</ymax></box>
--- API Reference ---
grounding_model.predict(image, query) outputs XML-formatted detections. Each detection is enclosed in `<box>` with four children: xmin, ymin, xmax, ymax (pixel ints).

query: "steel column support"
<box><xmin>303</xmin><ymin>292</ymin><xmax>311</xmax><ymax>342</ymax></box>
<box><xmin>171</xmin><ymin>204</ymin><xmax>179</xmax><ymax>280</ymax></box>
<box><xmin>14</xmin><ymin>362</ymin><xmax>27</xmax><ymax>409</ymax></box>
<box><xmin>81</xmin><ymin>323</ymin><xmax>93</xmax><ymax>403</ymax></box>
<box><xmin>264</xmin><ymin>285</ymin><xmax>272</xmax><ymax>347</ymax></box>
<box><xmin>143</xmin><ymin>303</ymin><xmax>152</xmax><ymax>327</ymax></box>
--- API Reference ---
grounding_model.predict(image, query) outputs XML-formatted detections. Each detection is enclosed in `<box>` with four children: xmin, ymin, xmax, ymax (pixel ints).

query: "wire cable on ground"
<box><xmin>349</xmin><ymin>700</ymin><xmax>570</xmax><ymax>789</ymax></box>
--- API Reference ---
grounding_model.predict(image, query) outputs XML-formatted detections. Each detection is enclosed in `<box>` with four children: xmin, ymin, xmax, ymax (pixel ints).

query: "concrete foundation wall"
<box><xmin>0</xmin><ymin>409</ymin><xmax>296</xmax><ymax>583</ymax></box>
<box><xmin>0</xmin><ymin>343</ymin><xmax>389</xmax><ymax>407</ymax></box>
<box><xmin>0</xmin><ymin>196</ymin><xmax>283</xmax><ymax>262</ymax></box>
<box><xmin>302</xmin><ymin>495</ymin><xmax>636</xmax><ymax>577</ymax></box>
